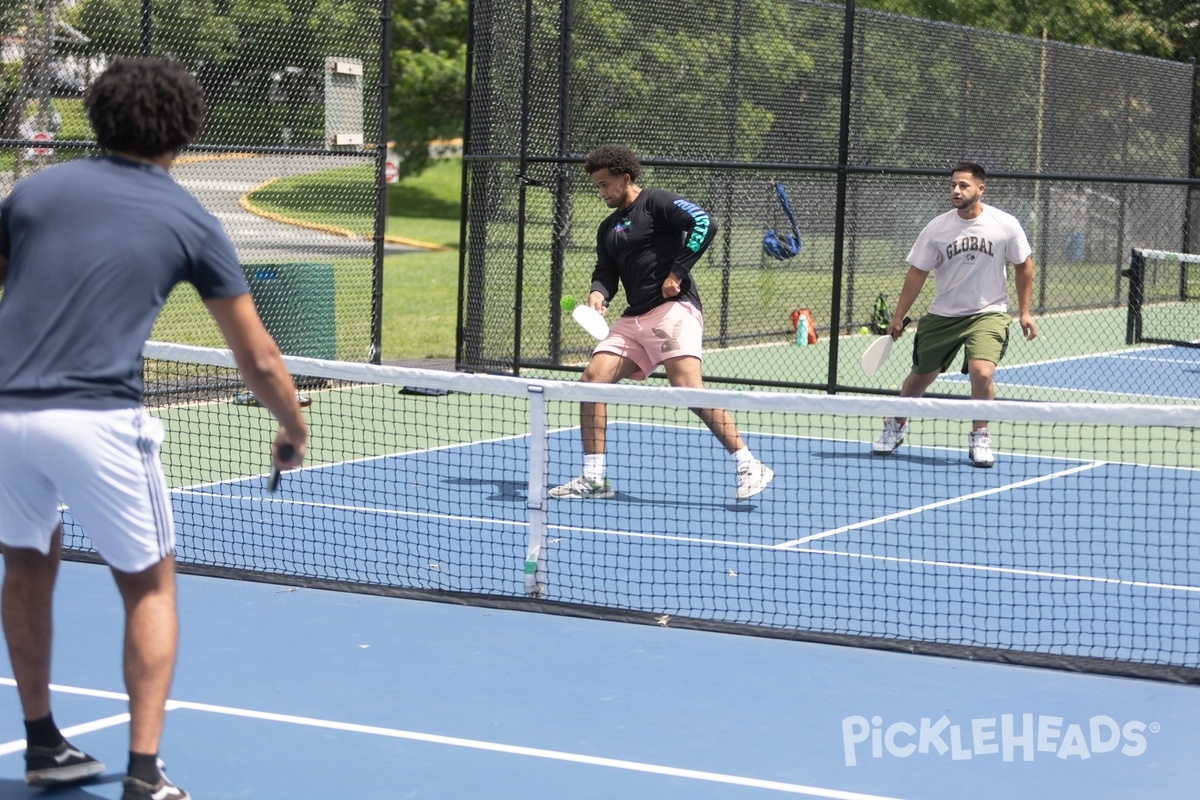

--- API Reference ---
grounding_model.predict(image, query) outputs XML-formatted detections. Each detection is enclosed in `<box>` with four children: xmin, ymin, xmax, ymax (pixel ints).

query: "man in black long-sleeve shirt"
<box><xmin>550</xmin><ymin>145</ymin><xmax>773</xmax><ymax>501</ymax></box>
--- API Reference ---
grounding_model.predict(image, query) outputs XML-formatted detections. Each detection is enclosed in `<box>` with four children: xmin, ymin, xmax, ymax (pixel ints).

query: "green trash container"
<box><xmin>242</xmin><ymin>262</ymin><xmax>336</xmax><ymax>359</ymax></box>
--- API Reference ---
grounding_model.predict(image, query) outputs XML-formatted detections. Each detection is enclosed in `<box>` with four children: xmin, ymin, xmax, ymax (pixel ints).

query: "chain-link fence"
<box><xmin>0</xmin><ymin>0</ymin><xmax>387</xmax><ymax>363</ymax></box>
<box><xmin>461</xmin><ymin>0</ymin><xmax>1200</xmax><ymax>402</ymax></box>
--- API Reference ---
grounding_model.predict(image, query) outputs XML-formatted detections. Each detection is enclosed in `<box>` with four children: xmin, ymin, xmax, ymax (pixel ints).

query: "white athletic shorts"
<box><xmin>0</xmin><ymin>407</ymin><xmax>175</xmax><ymax>573</ymax></box>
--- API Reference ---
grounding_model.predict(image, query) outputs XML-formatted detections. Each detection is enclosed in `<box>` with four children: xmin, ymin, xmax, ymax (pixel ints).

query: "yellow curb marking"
<box><xmin>239</xmin><ymin>177</ymin><xmax>452</xmax><ymax>251</ymax></box>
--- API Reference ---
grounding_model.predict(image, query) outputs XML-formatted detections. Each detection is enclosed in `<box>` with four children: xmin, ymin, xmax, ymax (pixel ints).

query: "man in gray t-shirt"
<box><xmin>0</xmin><ymin>153</ymin><xmax>247</xmax><ymax>409</ymax></box>
<box><xmin>0</xmin><ymin>58</ymin><xmax>308</xmax><ymax>800</ymax></box>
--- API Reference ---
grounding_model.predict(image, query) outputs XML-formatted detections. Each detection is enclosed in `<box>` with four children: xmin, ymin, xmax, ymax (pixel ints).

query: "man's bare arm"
<box><xmin>204</xmin><ymin>294</ymin><xmax>308</xmax><ymax>467</ymax></box>
<box><xmin>887</xmin><ymin>266</ymin><xmax>929</xmax><ymax>338</ymax></box>
<box><xmin>1013</xmin><ymin>257</ymin><xmax>1038</xmax><ymax>340</ymax></box>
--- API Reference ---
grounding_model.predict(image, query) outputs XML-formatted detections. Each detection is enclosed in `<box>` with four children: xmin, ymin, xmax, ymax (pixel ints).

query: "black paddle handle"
<box><xmin>267</xmin><ymin>443</ymin><xmax>295</xmax><ymax>493</ymax></box>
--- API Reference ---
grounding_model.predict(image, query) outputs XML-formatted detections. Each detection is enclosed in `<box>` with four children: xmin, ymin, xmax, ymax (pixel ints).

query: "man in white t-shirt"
<box><xmin>872</xmin><ymin>162</ymin><xmax>1038</xmax><ymax>467</ymax></box>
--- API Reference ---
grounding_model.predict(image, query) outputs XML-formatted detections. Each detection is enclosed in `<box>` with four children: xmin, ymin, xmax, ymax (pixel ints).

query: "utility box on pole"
<box><xmin>324</xmin><ymin>57</ymin><xmax>364</xmax><ymax>151</ymax></box>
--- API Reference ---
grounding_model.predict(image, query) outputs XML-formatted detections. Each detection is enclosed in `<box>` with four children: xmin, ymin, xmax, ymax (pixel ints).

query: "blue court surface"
<box><xmin>1</xmin><ymin>559</ymin><xmax>1198</xmax><ymax>799</ymax></box>
<box><xmin>941</xmin><ymin>343</ymin><xmax>1200</xmax><ymax>400</ymax></box>
<box><xmin>158</xmin><ymin>420</ymin><xmax>1200</xmax><ymax>668</ymax></box>
<box><xmin>21</xmin><ymin>403</ymin><xmax>1200</xmax><ymax>798</ymax></box>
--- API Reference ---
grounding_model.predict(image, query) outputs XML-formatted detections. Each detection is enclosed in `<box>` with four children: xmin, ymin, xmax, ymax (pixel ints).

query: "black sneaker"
<box><xmin>121</xmin><ymin>771</ymin><xmax>191</xmax><ymax>800</ymax></box>
<box><xmin>24</xmin><ymin>740</ymin><xmax>106</xmax><ymax>787</ymax></box>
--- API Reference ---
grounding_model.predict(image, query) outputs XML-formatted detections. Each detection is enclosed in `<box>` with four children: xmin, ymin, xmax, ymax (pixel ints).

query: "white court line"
<box><xmin>175</xmin><ymin>491</ymin><xmax>529</xmax><ymax>530</ymax></box>
<box><xmin>179</xmin><ymin>428</ymin><xmax>534</xmax><ymax>492</ymax></box>
<box><xmin>1104</xmin><ymin>357</ymin><xmax>1200</xmax><ymax>367</ymax></box>
<box><xmin>788</xmin><ymin>545</ymin><xmax>1200</xmax><ymax>594</ymax></box>
<box><xmin>0</xmin><ymin>679</ymin><xmax>906</xmax><ymax>800</ymax></box>
<box><xmin>0</xmin><ymin>708</ymin><xmax>131</xmax><ymax>755</ymax></box>
<box><xmin>986</xmin><ymin>342</ymin><xmax>1184</xmax><ymax>371</ymax></box>
<box><xmin>170</xmin><ymin>491</ymin><xmax>1200</xmax><ymax>593</ymax></box>
<box><xmin>780</xmin><ymin>461</ymin><xmax>1107</xmax><ymax>546</ymax></box>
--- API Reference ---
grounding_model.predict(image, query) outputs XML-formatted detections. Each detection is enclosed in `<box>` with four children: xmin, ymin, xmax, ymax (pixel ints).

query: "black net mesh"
<box><xmin>58</xmin><ymin>342</ymin><xmax>1200</xmax><ymax>684</ymax></box>
<box><xmin>1</xmin><ymin>0</ymin><xmax>385</xmax><ymax>361</ymax></box>
<box><xmin>461</xmin><ymin>0</ymin><xmax>1200</xmax><ymax>403</ymax></box>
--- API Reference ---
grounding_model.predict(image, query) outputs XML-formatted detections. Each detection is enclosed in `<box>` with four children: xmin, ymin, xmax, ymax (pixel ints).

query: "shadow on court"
<box><xmin>0</xmin><ymin>775</ymin><xmax>124</xmax><ymax>797</ymax></box>
<box><xmin>812</xmin><ymin>448</ymin><xmax>964</xmax><ymax>467</ymax></box>
<box><xmin>444</xmin><ymin>476</ymin><xmax>528</xmax><ymax>501</ymax></box>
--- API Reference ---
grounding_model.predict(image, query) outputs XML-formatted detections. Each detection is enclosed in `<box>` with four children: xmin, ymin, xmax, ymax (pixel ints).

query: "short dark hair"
<box><xmin>950</xmin><ymin>161</ymin><xmax>986</xmax><ymax>182</ymax></box>
<box><xmin>584</xmin><ymin>144</ymin><xmax>641</xmax><ymax>182</ymax></box>
<box><xmin>85</xmin><ymin>58</ymin><xmax>206</xmax><ymax>157</ymax></box>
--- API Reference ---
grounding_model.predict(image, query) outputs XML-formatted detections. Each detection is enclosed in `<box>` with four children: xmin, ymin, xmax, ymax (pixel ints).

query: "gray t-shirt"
<box><xmin>0</xmin><ymin>155</ymin><xmax>248</xmax><ymax>410</ymax></box>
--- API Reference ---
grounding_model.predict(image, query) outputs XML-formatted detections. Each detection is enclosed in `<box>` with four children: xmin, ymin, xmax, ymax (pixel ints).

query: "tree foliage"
<box><xmin>863</xmin><ymin>0</ymin><xmax>1180</xmax><ymax>58</ymax></box>
<box><xmin>388</xmin><ymin>0</ymin><xmax>466</xmax><ymax>178</ymax></box>
<box><xmin>63</xmin><ymin>0</ymin><xmax>464</xmax><ymax>169</ymax></box>
<box><xmin>40</xmin><ymin>0</ymin><xmax>1200</xmax><ymax>177</ymax></box>
<box><xmin>568</xmin><ymin>0</ymin><xmax>812</xmax><ymax>163</ymax></box>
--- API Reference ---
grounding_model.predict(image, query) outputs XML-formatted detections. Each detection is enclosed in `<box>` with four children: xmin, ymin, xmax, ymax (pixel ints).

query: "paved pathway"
<box><xmin>3</xmin><ymin>154</ymin><xmax>419</xmax><ymax>261</ymax></box>
<box><xmin>172</xmin><ymin>154</ymin><xmax>420</xmax><ymax>261</ymax></box>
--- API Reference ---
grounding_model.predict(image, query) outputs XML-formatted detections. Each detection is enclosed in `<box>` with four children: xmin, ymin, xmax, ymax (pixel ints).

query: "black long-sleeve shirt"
<box><xmin>589</xmin><ymin>187</ymin><xmax>716</xmax><ymax>317</ymax></box>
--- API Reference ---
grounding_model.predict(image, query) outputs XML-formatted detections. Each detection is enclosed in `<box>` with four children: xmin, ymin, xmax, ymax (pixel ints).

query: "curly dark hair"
<box><xmin>85</xmin><ymin>58</ymin><xmax>206</xmax><ymax>157</ymax></box>
<box><xmin>584</xmin><ymin>144</ymin><xmax>641</xmax><ymax>181</ymax></box>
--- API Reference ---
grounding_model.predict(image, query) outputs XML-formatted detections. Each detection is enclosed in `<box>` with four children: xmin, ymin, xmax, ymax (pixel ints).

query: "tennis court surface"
<box><xmin>1</xmin><ymin>559</ymin><xmax>1199</xmax><ymax>799</ymax></box>
<box><xmin>940</xmin><ymin>343</ymin><xmax>1200</xmax><ymax>401</ymax></box>
<box><xmin>10</xmin><ymin>340</ymin><xmax>1197</xmax><ymax>797</ymax></box>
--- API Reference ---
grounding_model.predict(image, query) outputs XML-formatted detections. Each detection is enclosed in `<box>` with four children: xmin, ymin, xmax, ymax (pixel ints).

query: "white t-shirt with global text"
<box><xmin>905</xmin><ymin>204</ymin><xmax>1032</xmax><ymax>318</ymax></box>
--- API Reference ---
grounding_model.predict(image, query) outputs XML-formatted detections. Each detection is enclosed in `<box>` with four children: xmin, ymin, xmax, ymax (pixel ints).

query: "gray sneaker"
<box><xmin>549</xmin><ymin>475</ymin><xmax>615</xmax><ymax>499</ymax></box>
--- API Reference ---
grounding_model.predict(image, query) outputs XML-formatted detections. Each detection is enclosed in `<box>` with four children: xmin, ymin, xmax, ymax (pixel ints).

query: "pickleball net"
<box><xmin>1125</xmin><ymin>248</ymin><xmax>1200</xmax><ymax>349</ymax></box>
<box><xmin>60</xmin><ymin>341</ymin><xmax>1200</xmax><ymax>684</ymax></box>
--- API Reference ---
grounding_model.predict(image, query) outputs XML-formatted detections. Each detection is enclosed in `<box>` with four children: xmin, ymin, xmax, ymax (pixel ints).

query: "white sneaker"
<box><xmin>872</xmin><ymin>418</ymin><xmax>908</xmax><ymax>454</ymax></box>
<box><xmin>549</xmin><ymin>475</ymin><xmax>615</xmax><ymax>499</ymax></box>
<box><xmin>735</xmin><ymin>460</ymin><xmax>774</xmax><ymax>500</ymax></box>
<box><xmin>968</xmin><ymin>429</ymin><xmax>994</xmax><ymax>468</ymax></box>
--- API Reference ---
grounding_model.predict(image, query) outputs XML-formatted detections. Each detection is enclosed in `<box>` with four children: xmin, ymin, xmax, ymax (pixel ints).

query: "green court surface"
<box><xmin>698</xmin><ymin>305</ymin><xmax>1187</xmax><ymax>402</ymax></box>
<box><xmin>150</xmin><ymin>301</ymin><xmax>1200</xmax><ymax>498</ymax></box>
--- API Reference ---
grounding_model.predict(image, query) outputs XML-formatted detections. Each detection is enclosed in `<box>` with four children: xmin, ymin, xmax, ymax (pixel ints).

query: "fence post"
<box><xmin>826</xmin><ymin>0</ymin><xmax>857</xmax><ymax>393</ymax></box>
<box><xmin>1182</xmin><ymin>57</ymin><xmax>1198</xmax><ymax>256</ymax></box>
<box><xmin>717</xmin><ymin>0</ymin><xmax>742</xmax><ymax>350</ymax></box>
<box><xmin>370</xmin><ymin>0</ymin><xmax>391</xmax><ymax>364</ymax></box>
<box><xmin>140</xmin><ymin>0</ymin><xmax>151</xmax><ymax>57</ymax></box>
<box><xmin>459</xmin><ymin>0</ymin><xmax>493</xmax><ymax>369</ymax></box>
<box><xmin>549</xmin><ymin>0</ymin><xmax>574</xmax><ymax>365</ymax></box>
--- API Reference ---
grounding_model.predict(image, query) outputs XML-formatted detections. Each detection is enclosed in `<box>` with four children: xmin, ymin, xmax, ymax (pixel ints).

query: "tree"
<box><xmin>567</xmin><ymin>0</ymin><xmax>812</xmax><ymax>163</ymax></box>
<box><xmin>388</xmin><ymin>0</ymin><xmax>466</xmax><ymax>179</ymax></box>
<box><xmin>73</xmin><ymin>0</ymin><xmax>234</xmax><ymax>67</ymax></box>
<box><xmin>863</xmin><ymin>0</ymin><xmax>1175</xmax><ymax>57</ymax></box>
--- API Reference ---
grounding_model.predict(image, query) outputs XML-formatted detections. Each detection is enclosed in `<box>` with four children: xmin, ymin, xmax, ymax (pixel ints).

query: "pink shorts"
<box><xmin>594</xmin><ymin>301</ymin><xmax>704</xmax><ymax>380</ymax></box>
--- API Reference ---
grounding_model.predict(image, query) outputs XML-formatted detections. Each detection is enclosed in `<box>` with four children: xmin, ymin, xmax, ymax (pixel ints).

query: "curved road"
<box><xmin>172</xmin><ymin>154</ymin><xmax>421</xmax><ymax>260</ymax></box>
<box><xmin>2</xmin><ymin>153</ymin><xmax>420</xmax><ymax>260</ymax></box>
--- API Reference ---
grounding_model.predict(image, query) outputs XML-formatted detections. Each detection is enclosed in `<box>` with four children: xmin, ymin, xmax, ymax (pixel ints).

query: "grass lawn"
<box><xmin>382</xmin><ymin>161</ymin><xmax>461</xmax><ymax>360</ymax></box>
<box><xmin>248</xmin><ymin>158</ymin><xmax>463</xmax><ymax>361</ymax></box>
<box><xmin>382</xmin><ymin>249</ymin><xmax>459</xmax><ymax>361</ymax></box>
<box><xmin>383</xmin><ymin>160</ymin><xmax>461</xmax><ymax>360</ymax></box>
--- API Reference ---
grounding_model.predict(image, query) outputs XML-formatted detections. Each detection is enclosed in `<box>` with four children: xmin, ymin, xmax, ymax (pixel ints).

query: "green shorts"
<box><xmin>912</xmin><ymin>312</ymin><xmax>1010</xmax><ymax>375</ymax></box>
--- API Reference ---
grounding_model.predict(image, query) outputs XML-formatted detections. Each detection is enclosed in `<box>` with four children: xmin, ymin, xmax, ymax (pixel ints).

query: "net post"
<box><xmin>523</xmin><ymin>384</ymin><xmax>549</xmax><ymax>598</ymax></box>
<box><xmin>1123</xmin><ymin>248</ymin><xmax>1146</xmax><ymax>345</ymax></box>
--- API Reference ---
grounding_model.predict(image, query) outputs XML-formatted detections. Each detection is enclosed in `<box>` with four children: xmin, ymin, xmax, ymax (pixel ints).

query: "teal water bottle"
<box><xmin>794</xmin><ymin>313</ymin><xmax>809</xmax><ymax>346</ymax></box>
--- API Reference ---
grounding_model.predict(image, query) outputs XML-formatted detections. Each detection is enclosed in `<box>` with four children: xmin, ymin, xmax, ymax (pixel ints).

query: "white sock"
<box><xmin>583</xmin><ymin>454</ymin><xmax>606</xmax><ymax>481</ymax></box>
<box><xmin>732</xmin><ymin>447</ymin><xmax>755</xmax><ymax>466</ymax></box>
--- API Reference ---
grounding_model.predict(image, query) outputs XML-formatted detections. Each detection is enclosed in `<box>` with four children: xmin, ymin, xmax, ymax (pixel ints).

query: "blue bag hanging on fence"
<box><xmin>762</xmin><ymin>181</ymin><xmax>802</xmax><ymax>260</ymax></box>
